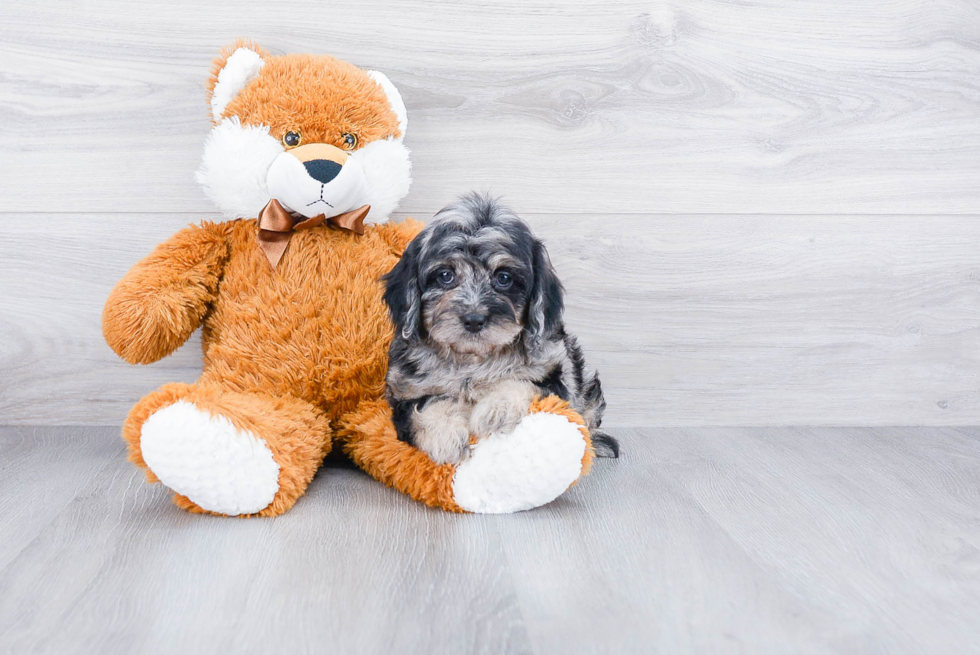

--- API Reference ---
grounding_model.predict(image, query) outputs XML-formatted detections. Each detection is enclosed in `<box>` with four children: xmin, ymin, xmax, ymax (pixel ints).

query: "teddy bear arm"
<box><xmin>338</xmin><ymin>396</ymin><xmax>595</xmax><ymax>514</ymax></box>
<box><xmin>103</xmin><ymin>223</ymin><xmax>231</xmax><ymax>365</ymax></box>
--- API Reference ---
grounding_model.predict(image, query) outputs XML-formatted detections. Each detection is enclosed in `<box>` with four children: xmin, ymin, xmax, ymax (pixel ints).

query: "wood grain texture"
<box><xmin>500</xmin><ymin>426</ymin><xmax>980</xmax><ymax>653</ymax></box>
<box><xmin>0</xmin><ymin>428</ymin><xmax>532</xmax><ymax>655</ymax></box>
<box><xmin>0</xmin><ymin>428</ymin><xmax>118</xmax><ymax>572</ymax></box>
<box><xmin>649</xmin><ymin>426</ymin><xmax>980</xmax><ymax>654</ymax></box>
<box><xmin>1</xmin><ymin>0</ymin><xmax>979</xmax><ymax>427</ymax></box>
<box><xmin>2</xmin><ymin>426</ymin><xmax>979</xmax><ymax>654</ymax></box>
<box><xmin>1</xmin><ymin>0</ymin><xmax>979</xmax><ymax>214</ymax></box>
<box><xmin>2</xmin><ymin>212</ymin><xmax>978</xmax><ymax>426</ymax></box>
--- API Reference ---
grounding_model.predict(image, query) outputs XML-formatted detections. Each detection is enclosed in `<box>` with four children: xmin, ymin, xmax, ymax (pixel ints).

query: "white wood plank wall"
<box><xmin>1</xmin><ymin>0</ymin><xmax>978</xmax><ymax>426</ymax></box>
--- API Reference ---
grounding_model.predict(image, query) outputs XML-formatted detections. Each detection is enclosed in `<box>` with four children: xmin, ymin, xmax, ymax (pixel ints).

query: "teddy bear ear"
<box><xmin>367</xmin><ymin>70</ymin><xmax>408</xmax><ymax>139</ymax></box>
<box><xmin>206</xmin><ymin>41</ymin><xmax>269</xmax><ymax>122</ymax></box>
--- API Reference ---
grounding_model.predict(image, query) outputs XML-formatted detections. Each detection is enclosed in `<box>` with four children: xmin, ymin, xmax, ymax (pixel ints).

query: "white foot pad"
<box><xmin>452</xmin><ymin>412</ymin><xmax>587</xmax><ymax>514</ymax></box>
<box><xmin>141</xmin><ymin>400</ymin><xmax>281</xmax><ymax>516</ymax></box>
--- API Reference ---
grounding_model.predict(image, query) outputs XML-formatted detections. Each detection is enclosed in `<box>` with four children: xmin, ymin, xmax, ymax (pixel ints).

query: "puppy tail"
<box><xmin>590</xmin><ymin>430</ymin><xmax>620</xmax><ymax>458</ymax></box>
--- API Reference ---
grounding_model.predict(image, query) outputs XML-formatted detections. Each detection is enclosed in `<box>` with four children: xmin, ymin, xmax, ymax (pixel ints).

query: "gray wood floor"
<box><xmin>2</xmin><ymin>427</ymin><xmax>978</xmax><ymax>654</ymax></box>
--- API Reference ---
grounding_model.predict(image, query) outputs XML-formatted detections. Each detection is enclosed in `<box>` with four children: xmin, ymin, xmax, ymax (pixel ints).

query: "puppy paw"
<box><xmin>469</xmin><ymin>381</ymin><xmax>535</xmax><ymax>438</ymax></box>
<box><xmin>419</xmin><ymin>425</ymin><xmax>470</xmax><ymax>465</ymax></box>
<box><xmin>412</xmin><ymin>399</ymin><xmax>472</xmax><ymax>465</ymax></box>
<box><xmin>469</xmin><ymin>400</ymin><xmax>528</xmax><ymax>438</ymax></box>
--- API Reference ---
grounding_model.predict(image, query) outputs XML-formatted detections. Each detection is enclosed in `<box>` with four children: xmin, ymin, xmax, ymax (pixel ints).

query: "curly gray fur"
<box><xmin>382</xmin><ymin>193</ymin><xmax>619</xmax><ymax>464</ymax></box>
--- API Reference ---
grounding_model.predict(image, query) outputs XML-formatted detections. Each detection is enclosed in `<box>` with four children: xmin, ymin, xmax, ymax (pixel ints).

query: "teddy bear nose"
<box><xmin>303</xmin><ymin>159</ymin><xmax>343</xmax><ymax>184</ymax></box>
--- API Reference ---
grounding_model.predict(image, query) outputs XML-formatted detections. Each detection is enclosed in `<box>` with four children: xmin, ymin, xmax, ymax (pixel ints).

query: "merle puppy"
<box><xmin>382</xmin><ymin>193</ymin><xmax>619</xmax><ymax>465</ymax></box>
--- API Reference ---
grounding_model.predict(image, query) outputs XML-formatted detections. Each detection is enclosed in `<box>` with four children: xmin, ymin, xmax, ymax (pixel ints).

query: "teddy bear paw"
<box><xmin>451</xmin><ymin>411</ymin><xmax>588</xmax><ymax>513</ymax></box>
<box><xmin>140</xmin><ymin>401</ymin><xmax>281</xmax><ymax>516</ymax></box>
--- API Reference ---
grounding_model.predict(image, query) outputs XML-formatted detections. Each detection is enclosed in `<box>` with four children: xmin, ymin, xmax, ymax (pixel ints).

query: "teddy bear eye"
<box><xmin>283</xmin><ymin>131</ymin><xmax>302</xmax><ymax>147</ymax></box>
<box><xmin>341</xmin><ymin>132</ymin><xmax>358</xmax><ymax>150</ymax></box>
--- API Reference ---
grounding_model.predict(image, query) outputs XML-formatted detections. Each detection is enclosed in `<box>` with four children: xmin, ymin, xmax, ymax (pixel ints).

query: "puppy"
<box><xmin>382</xmin><ymin>193</ymin><xmax>619</xmax><ymax>465</ymax></box>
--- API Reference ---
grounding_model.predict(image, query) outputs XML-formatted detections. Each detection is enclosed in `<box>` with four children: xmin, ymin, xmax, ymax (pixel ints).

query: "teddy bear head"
<box><xmin>196</xmin><ymin>41</ymin><xmax>411</xmax><ymax>225</ymax></box>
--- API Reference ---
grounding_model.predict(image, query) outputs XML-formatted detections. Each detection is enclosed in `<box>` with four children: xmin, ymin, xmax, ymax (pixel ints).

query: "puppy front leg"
<box><xmin>411</xmin><ymin>398</ymin><xmax>472</xmax><ymax>465</ymax></box>
<box><xmin>470</xmin><ymin>380</ymin><xmax>536</xmax><ymax>438</ymax></box>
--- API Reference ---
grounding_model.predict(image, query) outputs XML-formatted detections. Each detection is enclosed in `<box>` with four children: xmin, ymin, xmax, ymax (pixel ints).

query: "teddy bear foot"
<box><xmin>140</xmin><ymin>401</ymin><xmax>281</xmax><ymax>516</ymax></box>
<box><xmin>451</xmin><ymin>410</ymin><xmax>590</xmax><ymax>514</ymax></box>
<box><xmin>341</xmin><ymin>397</ymin><xmax>593</xmax><ymax>514</ymax></box>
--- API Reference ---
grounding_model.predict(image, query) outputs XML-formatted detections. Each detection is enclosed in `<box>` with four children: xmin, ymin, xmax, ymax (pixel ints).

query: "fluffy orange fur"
<box><xmin>205</xmin><ymin>39</ymin><xmax>271</xmax><ymax>111</ymax></box>
<box><xmin>208</xmin><ymin>40</ymin><xmax>401</xmax><ymax>146</ymax></box>
<box><xmin>339</xmin><ymin>397</ymin><xmax>595</xmax><ymax>513</ymax></box>
<box><xmin>105</xmin><ymin>218</ymin><xmax>424</xmax><ymax>507</ymax></box>
<box><xmin>104</xmin><ymin>44</ymin><xmax>592</xmax><ymax>516</ymax></box>
<box><xmin>122</xmin><ymin>381</ymin><xmax>332</xmax><ymax>517</ymax></box>
<box><xmin>340</xmin><ymin>399</ymin><xmax>466</xmax><ymax>513</ymax></box>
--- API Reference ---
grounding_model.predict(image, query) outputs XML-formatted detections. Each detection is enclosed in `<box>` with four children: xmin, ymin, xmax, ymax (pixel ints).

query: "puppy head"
<box><xmin>384</xmin><ymin>193</ymin><xmax>564</xmax><ymax>358</ymax></box>
<box><xmin>196</xmin><ymin>40</ymin><xmax>411</xmax><ymax>224</ymax></box>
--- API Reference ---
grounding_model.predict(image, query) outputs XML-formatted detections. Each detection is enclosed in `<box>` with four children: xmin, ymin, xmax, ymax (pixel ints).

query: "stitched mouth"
<box><xmin>305</xmin><ymin>184</ymin><xmax>335</xmax><ymax>208</ymax></box>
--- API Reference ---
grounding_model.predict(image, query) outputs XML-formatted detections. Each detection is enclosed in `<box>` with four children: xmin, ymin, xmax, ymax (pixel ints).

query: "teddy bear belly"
<box><xmin>199</xmin><ymin>298</ymin><xmax>391</xmax><ymax>417</ymax></box>
<box><xmin>197</xmin><ymin>232</ymin><xmax>396</xmax><ymax>419</ymax></box>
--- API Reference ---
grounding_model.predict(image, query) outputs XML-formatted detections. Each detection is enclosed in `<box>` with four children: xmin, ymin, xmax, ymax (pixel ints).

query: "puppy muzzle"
<box><xmin>266</xmin><ymin>143</ymin><xmax>369</xmax><ymax>219</ymax></box>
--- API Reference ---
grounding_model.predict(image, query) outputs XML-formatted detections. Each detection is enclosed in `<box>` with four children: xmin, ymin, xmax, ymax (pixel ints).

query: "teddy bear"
<box><xmin>102</xmin><ymin>41</ymin><xmax>595</xmax><ymax>516</ymax></box>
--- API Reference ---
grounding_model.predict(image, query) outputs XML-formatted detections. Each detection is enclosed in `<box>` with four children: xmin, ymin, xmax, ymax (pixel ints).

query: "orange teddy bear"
<box><xmin>102</xmin><ymin>41</ymin><xmax>594</xmax><ymax>516</ymax></box>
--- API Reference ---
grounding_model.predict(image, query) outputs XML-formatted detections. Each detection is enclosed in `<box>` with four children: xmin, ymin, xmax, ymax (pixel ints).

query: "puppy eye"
<box><xmin>341</xmin><ymin>132</ymin><xmax>358</xmax><ymax>150</ymax></box>
<box><xmin>493</xmin><ymin>271</ymin><xmax>513</xmax><ymax>289</ymax></box>
<box><xmin>282</xmin><ymin>131</ymin><xmax>302</xmax><ymax>147</ymax></box>
<box><xmin>436</xmin><ymin>268</ymin><xmax>455</xmax><ymax>286</ymax></box>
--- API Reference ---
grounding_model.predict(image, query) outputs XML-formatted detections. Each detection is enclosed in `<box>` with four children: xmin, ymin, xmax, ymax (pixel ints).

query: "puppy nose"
<box><xmin>303</xmin><ymin>159</ymin><xmax>343</xmax><ymax>184</ymax></box>
<box><xmin>462</xmin><ymin>313</ymin><xmax>488</xmax><ymax>333</ymax></box>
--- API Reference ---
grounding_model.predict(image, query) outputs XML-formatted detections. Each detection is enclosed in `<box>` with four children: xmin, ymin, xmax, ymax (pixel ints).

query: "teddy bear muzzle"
<box><xmin>266</xmin><ymin>142</ymin><xmax>369</xmax><ymax>220</ymax></box>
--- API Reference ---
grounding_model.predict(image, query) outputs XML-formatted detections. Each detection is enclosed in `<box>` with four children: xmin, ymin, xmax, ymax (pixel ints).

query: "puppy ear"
<box><xmin>207</xmin><ymin>40</ymin><xmax>269</xmax><ymax>123</ymax></box>
<box><xmin>383</xmin><ymin>237</ymin><xmax>424</xmax><ymax>341</ymax></box>
<box><xmin>526</xmin><ymin>239</ymin><xmax>565</xmax><ymax>348</ymax></box>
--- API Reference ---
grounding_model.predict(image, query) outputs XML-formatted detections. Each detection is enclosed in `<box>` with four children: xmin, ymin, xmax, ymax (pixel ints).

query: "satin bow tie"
<box><xmin>256</xmin><ymin>199</ymin><xmax>369</xmax><ymax>270</ymax></box>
